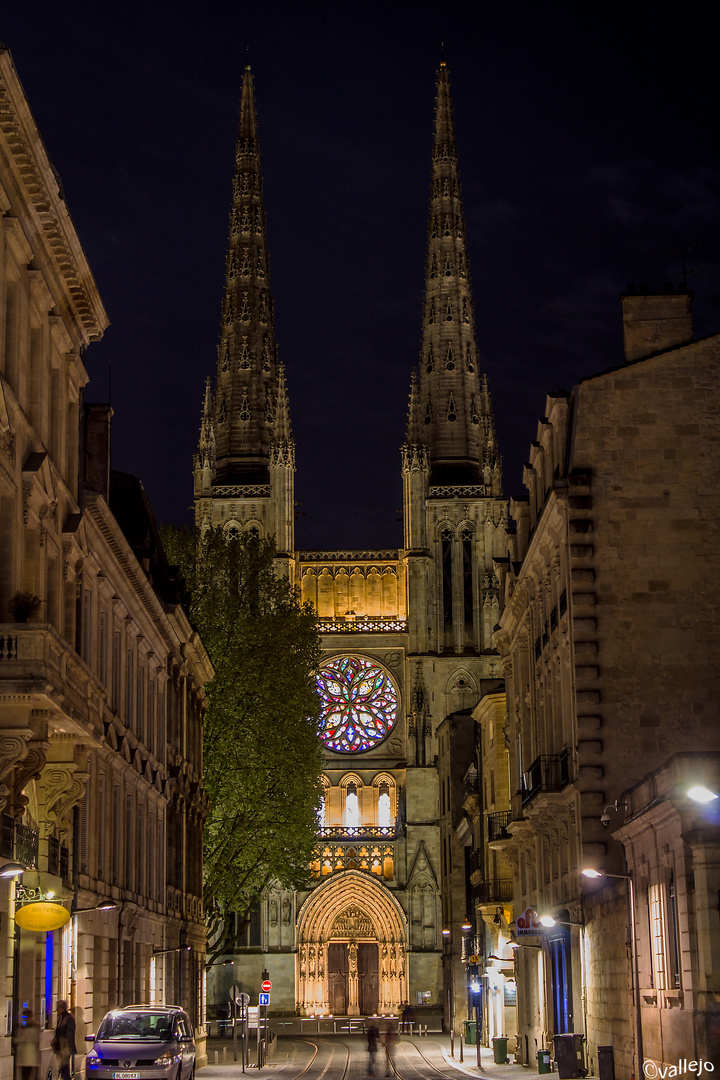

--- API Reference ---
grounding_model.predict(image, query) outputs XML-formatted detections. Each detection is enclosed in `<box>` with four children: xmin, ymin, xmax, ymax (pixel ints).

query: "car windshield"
<box><xmin>97</xmin><ymin>1014</ymin><xmax>174</xmax><ymax>1040</ymax></box>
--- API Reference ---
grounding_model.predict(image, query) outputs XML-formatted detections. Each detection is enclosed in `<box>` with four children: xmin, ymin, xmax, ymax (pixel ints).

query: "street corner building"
<box><xmin>0</xmin><ymin>47</ymin><xmax>211</xmax><ymax>1080</ymax></box>
<box><xmin>195</xmin><ymin>57</ymin><xmax>720</xmax><ymax>1080</ymax></box>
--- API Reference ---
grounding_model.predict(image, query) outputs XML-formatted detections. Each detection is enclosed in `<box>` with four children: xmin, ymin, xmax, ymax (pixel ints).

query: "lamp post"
<box><xmin>582</xmin><ymin>869</ymin><xmax>643</xmax><ymax>1078</ymax></box>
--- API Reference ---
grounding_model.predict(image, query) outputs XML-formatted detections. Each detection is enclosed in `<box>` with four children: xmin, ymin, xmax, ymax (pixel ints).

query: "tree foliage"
<box><xmin>162</xmin><ymin>526</ymin><xmax>323</xmax><ymax>961</ymax></box>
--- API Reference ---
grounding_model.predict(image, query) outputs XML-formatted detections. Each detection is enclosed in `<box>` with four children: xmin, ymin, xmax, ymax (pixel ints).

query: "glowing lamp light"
<box><xmin>582</xmin><ymin>868</ymin><xmax>603</xmax><ymax>878</ymax></box>
<box><xmin>442</xmin><ymin>927</ymin><xmax>451</xmax><ymax>937</ymax></box>
<box><xmin>470</xmin><ymin>979</ymin><xmax>481</xmax><ymax>993</ymax></box>
<box><xmin>461</xmin><ymin>918</ymin><xmax>472</xmax><ymax>931</ymax></box>
<box><xmin>539</xmin><ymin>915</ymin><xmax>556</xmax><ymax>927</ymax></box>
<box><xmin>687</xmin><ymin>785</ymin><xmax>718</xmax><ymax>804</ymax></box>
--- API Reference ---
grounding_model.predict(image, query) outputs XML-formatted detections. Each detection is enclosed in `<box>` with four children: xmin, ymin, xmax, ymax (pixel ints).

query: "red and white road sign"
<box><xmin>261</xmin><ymin>979</ymin><xmax>272</xmax><ymax>993</ymax></box>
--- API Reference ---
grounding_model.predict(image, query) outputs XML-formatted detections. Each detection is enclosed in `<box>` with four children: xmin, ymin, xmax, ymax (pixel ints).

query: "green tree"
<box><xmin>163</xmin><ymin>526</ymin><xmax>323</xmax><ymax>962</ymax></box>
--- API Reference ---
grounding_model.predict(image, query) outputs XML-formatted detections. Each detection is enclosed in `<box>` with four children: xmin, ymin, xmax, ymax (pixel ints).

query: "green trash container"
<box><xmin>493</xmin><ymin>1037</ymin><xmax>509</xmax><ymax>1064</ymax></box>
<box><xmin>538</xmin><ymin>1049</ymin><xmax>552</xmax><ymax>1074</ymax></box>
<box><xmin>464</xmin><ymin>1020</ymin><xmax>477</xmax><ymax>1046</ymax></box>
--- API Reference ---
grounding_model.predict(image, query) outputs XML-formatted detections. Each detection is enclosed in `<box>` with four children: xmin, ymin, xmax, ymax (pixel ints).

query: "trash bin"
<box><xmin>492</xmin><ymin>1036</ymin><xmax>509</xmax><ymax>1064</ymax></box>
<box><xmin>598</xmin><ymin>1045</ymin><xmax>615</xmax><ymax>1080</ymax></box>
<box><xmin>538</xmin><ymin>1049</ymin><xmax>551</xmax><ymax>1074</ymax></box>
<box><xmin>553</xmin><ymin>1034</ymin><xmax>587</xmax><ymax>1079</ymax></box>
<box><xmin>464</xmin><ymin>1020</ymin><xmax>477</xmax><ymax>1046</ymax></box>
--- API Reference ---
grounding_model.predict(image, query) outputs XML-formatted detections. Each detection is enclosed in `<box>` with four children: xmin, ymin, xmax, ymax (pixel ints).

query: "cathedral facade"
<box><xmin>195</xmin><ymin>62</ymin><xmax>507</xmax><ymax>1020</ymax></box>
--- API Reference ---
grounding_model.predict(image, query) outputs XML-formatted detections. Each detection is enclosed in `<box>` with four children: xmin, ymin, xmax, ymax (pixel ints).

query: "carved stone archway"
<box><xmin>296</xmin><ymin>871</ymin><xmax>407</xmax><ymax>1016</ymax></box>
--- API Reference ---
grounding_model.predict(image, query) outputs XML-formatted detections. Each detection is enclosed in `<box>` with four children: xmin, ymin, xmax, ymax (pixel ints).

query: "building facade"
<box><xmin>196</xmin><ymin>62</ymin><xmax>507</xmax><ymax>1024</ymax></box>
<box><xmin>0</xmin><ymin>47</ymin><xmax>211</xmax><ymax>1080</ymax></box>
<box><xmin>492</xmin><ymin>292</ymin><xmax>720</xmax><ymax>1077</ymax></box>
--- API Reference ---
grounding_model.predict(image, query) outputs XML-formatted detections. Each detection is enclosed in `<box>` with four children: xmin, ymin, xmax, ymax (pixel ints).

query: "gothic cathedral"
<box><xmin>194</xmin><ymin>62</ymin><xmax>507</xmax><ymax>1018</ymax></box>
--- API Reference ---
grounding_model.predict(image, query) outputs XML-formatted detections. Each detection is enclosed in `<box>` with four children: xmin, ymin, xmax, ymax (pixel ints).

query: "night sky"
<box><xmin>2</xmin><ymin>3</ymin><xmax>718</xmax><ymax>550</ymax></box>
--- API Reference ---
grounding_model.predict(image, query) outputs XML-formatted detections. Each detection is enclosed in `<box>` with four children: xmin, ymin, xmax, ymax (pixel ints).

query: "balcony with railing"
<box><xmin>521</xmin><ymin>749</ymin><xmax>571</xmax><ymax>807</ymax></box>
<box><xmin>473</xmin><ymin>878</ymin><xmax>514</xmax><ymax>904</ymax></box>
<box><xmin>47</xmin><ymin>835</ymin><xmax>71</xmax><ymax>882</ymax></box>
<box><xmin>14</xmin><ymin>822</ymin><xmax>39</xmax><ymax>869</ymax></box>
<box><xmin>487</xmin><ymin>810</ymin><xmax>512</xmax><ymax>842</ymax></box>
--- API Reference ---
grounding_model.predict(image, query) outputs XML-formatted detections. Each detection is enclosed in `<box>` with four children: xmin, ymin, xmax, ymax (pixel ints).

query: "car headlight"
<box><xmin>154</xmin><ymin>1054</ymin><xmax>175</xmax><ymax>1065</ymax></box>
<box><xmin>85</xmin><ymin>1051</ymin><xmax>100</xmax><ymax>1067</ymax></box>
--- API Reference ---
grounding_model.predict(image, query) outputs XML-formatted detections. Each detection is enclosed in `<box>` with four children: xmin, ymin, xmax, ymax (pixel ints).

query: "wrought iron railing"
<box><xmin>15</xmin><ymin>823</ymin><xmax>39</xmax><ymax>868</ymax></box>
<box><xmin>487</xmin><ymin>810</ymin><xmax>512</xmax><ymax>842</ymax></box>
<box><xmin>521</xmin><ymin>750</ymin><xmax>571</xmax><ymax>806</ymax></box>
<box><xmin>473</xmin><ymin>878</ymin><xmax>514</xmax><ymax>904</ymax></box>
<box><xmin>48</xmin><ymin>835</ymin><xmax>60</xmax><ymax>875</ymax></box>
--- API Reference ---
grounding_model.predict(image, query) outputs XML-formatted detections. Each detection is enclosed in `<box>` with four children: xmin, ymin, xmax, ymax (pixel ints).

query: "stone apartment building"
<box><xmin>0</xmin><ymin>47</ymin><xmax>210</xmax><ymax>1080</ymax></box>
<box><xmin>492</xmin><ymin>291</ymin><xmax>720</xmax><ymax>1077</ymax></box>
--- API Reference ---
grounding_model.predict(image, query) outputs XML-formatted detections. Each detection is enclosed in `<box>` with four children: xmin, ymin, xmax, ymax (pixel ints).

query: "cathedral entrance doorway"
<box><xmin>327</xmin><ymin>941</ymin><xmax>379</xmax><ymax>1015</ymax></box>
<box><xmin>297</xmin><ymin>871</ymin><xmax>406</xmax><ymax>1016</ymax></box>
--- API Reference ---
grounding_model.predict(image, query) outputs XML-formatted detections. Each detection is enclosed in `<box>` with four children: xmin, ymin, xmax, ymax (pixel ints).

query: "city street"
<box><xmin>201</xmin><ymin>1033</ymin><xmax>568</xmax><ymax>1080</ymax></box>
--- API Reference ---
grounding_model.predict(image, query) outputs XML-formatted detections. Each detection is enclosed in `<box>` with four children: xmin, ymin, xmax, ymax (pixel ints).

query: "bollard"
<box><xmin>450</xmin><ymin>1030</ymin><xmax>455</xmax><ymax>1058</ymax></box>
<box><xmin>222</xmin><ymin>1046</ymin><xmax>227</xmax><ymax>1063</ymax></box>
<box><xmin>214</xmin><ymin>1051</ymin><xmax>218</xmax><ymax>1065</ymax></box>
<box><xmin>460</xmin><ymin>1034</ymin><xmax>464</xmax><ymax>1062</ymax></box>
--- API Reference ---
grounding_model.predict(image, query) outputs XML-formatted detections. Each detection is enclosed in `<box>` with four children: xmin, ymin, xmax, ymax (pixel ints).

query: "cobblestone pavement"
<box><xmin>200</xmin><ymin>1033</ymin><xmax>583</xmax><ymax>1080</ymax></box>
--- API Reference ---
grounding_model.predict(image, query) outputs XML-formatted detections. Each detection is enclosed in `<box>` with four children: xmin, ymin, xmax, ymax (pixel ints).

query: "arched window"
<box><xmin>378</xmin><ymin>784</ymin><xmax>392</xmax><ymax>827</ymax></box>
<box><xmin>345</xmin><ymin>782</ymin><xmax>360</xmax><ymax>830</ymax></box>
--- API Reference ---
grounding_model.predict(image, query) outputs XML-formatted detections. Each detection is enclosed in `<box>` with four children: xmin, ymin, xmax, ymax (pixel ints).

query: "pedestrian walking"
<box><xmin>51</xmin><ymin>1001</ymin><xmax>76</xmax><ymax>1080</ymax></box>
<box><xmin>367</xmin><ymin>1024</ymin><xmax>379</xmax><ymax>1076</ymax></box>
<box><xmin>383</xmin><ymin>1023</ymin><xmax>398</xmax><ymax>1077</ymax></box>
<box><xmin>14</xmin><ymin>1009</ymin><xmax>40</xmax><ymax>1080</ymax></box>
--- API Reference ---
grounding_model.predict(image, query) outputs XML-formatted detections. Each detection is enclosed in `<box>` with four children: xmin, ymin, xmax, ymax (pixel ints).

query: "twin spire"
<box><xmin>405</xmin><ymin>62</ymin><xmax>501</xmax><ymax>492</ymax></box>
<box><xmin>198</xmin><ymin>61</ymin><xmax>501</xmax><ymax>513</ymax></box>
<box><xmin>198</xmin><ymin>64</ymin><xmax>293</xmax><ymax>491</ymax></box>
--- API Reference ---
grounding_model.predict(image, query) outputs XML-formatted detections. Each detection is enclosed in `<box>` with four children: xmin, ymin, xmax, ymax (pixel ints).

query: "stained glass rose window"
<box><xmin>316</xmin><ymin>656</ymin><xmax>399</xmax><ymax>753</ymax></box>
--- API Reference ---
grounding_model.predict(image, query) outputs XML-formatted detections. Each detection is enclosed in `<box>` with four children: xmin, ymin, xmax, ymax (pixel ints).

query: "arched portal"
<box><xmin>296</xmin><ymin>870</ymin><xmax>407</xmax><ymax>1016</ymax></box>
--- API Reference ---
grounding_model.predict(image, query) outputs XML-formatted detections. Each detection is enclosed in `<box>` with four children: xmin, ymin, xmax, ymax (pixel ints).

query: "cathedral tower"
<box><xmin>194</xmin><ymin>64</ymin><xmax>295</xmax><ymax>560</ymax></box>
<box><xmin>403</xmin><ymin>60</ymin><xmax>505</xmax><ymax>658</ymax></box>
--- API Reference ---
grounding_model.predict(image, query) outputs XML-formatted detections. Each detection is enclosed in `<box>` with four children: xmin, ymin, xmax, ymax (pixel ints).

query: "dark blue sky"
<box><xmin>2</xmin><ymin>2</ymin><xmax>718</xmax><ymax>549</ymax></box>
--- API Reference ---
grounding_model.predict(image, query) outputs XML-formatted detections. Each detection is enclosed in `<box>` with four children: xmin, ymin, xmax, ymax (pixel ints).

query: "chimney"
<box><xmin>621</xmin><ymin>287</ymin><xmax>694</xmax><ymax>362</ymax></box>
<box><xmin>83</xmin><ymin>403</ymin><xmax>113</xmax><ymax>499</ymax></box>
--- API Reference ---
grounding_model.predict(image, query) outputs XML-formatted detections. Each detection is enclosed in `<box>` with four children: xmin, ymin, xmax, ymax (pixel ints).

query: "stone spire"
<box><xmin>210</xmin><ymin>62</ymin><xmax>291</xmax><ymax>487</ymax></box>
<box><xmin>404</xmin><ymin>61</ymin><xmax>501</xmax><ymax>492</ymax></box>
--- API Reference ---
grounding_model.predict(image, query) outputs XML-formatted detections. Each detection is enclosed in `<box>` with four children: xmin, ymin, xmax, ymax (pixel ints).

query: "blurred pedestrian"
<box><xmin>51</xmin><ymin>1001</ymin><xmax>76</xmax><ymax>1080</ymax></box>
<box><xmin>367</xmin><ymin>1023</ymin><xmax>379</xmax><ymax>1076</ymax></box>
<box><xmin>384</xmin><ymin>1023</ymin><xmax>398</xmax><ymax>1076</ymax></box>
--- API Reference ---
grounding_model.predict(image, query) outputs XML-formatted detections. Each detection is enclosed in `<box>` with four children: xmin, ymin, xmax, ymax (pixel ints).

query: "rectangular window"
<box><xmin>137</xmin><ymin>667</ymin><xmax>145</xmax><ymax>745</ymax></box>
<box><xmin>125</xmin><ymin>794</ymin><xmax>133</xmax><ymax>890</ymax></box>
<box><xmin>99</xmin><ymin>612</ymin><xmax>107</xmax><ymax>685</ymax></box>
<box><xmin>97</xmin><ymin>774</ymin><xmax>105</xmax><ymax>882</ymax></box>
<box><xmin>112</xmin><ymin>786</ymin><xmax>120</xmax><ymax>885</ymax></box>
<box><xmin>79</xmin><ymin>777</ymin><xmax>90</xmax><ymax>874</ymax></box>
<box><xmin>82</xmin><ymin>589</ymin><xmax>91</xmax><ymax>664</ymax></box>
<box><xmin>149</xmin><ymin>681</ymin><xmax>156</xmax><ymax>755</ymax></box>
<box><xmin>649</xmin><ymin>882</ymin><xmax>667</xmax><ymax>990</ymax></box>
<box><xmin>667</xmin><ymin>873</ymin><xmax>681</xmax><ymax>989</ymax></box>
<box><xmin>112</xmin><ymin>632</ymin><xmax>121</xmax><ymax>711</ymax></box>
<box><xmin>137</xmin><ymin>804</ymin><xmax>145</xmax><ymax>896</ymax></box>
<box><xmin>126</xmin><ymin>651</ymin><xmax>134</xmax><ymax>727</ymax></box>
<box><xmin>148</xmin><ymin>813</ymin><xmax>155</xmax><ymax>900</ymax></box>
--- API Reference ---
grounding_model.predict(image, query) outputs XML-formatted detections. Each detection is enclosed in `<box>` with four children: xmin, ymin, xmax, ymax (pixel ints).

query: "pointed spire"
<box><xmin>210</xmin><ymin>64</ymin><xmax>290</xmax><ymax>486</ymax></box>
<box><xmin>404</xmin><ymin>62</ymin><xmax>501</xmax><ymax>490</ymax></box>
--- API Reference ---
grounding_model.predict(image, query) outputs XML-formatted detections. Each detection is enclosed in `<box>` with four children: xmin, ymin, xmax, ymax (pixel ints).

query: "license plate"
<box><xmin>113</xmin><ymin>1073</ymin><xmax>141</xmax><ymax>1078</ymax></box>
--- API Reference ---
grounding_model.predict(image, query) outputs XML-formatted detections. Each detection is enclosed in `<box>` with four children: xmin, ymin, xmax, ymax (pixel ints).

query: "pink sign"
<box><xmin>515</xmin><ymin>908</ymin><xmax>541</xmax><ymax>935</ymax></box>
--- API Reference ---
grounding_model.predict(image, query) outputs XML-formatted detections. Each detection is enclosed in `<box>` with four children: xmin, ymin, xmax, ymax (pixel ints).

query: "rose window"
<box><xmin>316</xmin><ymin>656</ymin><xmax>399</xmax><ymax>753</ymax></box>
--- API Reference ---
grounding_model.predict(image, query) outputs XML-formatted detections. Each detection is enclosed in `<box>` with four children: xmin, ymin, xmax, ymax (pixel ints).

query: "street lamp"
<box><xmin>582</xmin><ymin>868</ymin><xmax>643</xmax><ymax>1077</ymax></box>
<box><xmin>0</xmin><ymin>862</ymin><xmax>25</xmax><ymax>878</ymax></box>
<box><xmin>687</xmin><ymin>785</ymin><xmax>718</xmax><ymax>804</ymax></box>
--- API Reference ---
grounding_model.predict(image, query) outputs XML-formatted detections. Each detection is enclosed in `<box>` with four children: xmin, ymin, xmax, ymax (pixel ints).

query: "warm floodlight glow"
<box><xmin>539</xmin><ymin>915</ymin><xmax>556</xmax><ymax>927</ymax></box>
<box><xmin>442</xmin><ymin>927</ymin><xmax>451</xmax><ymax>936</ymax></box>
<box><xmin>461</xmin><ymin>918</ymin><xmax>472</xmax><ymax>931</ymax></box>
<box><xmin>688</xmin><ymin>785</ymin><xmax>718</xmax><ymax>804</ymax></box>
<box><xmin>582</xmin><ymin>868</ymin><xmax>603</xmax><ymax>878</ymax></box>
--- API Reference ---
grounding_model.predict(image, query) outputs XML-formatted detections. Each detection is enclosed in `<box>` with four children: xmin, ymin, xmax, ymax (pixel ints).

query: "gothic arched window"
<box><xmin>316</xmin><ymin>656</ymin><xmax>399</xmax><ymax>754</ymax></box>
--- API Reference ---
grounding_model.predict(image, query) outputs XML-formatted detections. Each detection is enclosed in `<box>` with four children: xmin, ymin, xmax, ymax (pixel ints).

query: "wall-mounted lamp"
<box><xmin>73</xmin><ymin>901</ymin><xmax>117</xmax><ymax>913</ymax></box>
<box><xmin>153</xmin><ymin>945</ymin><xmax>192</xmax><ymax>956</ymax></box>
<box><xmin>461</xmin><ymin>917</ymin><xmax>472</xmax><ymax>931</ymax></box>
<box><xmin>493</xmin><ymin>907</ymin><xmax>503</xmax><ymax>925</ymax></box>
<box><xmin>441</xmin><ymin>927</ymin><xmax>451</xmax><ymax>937</ymax></box>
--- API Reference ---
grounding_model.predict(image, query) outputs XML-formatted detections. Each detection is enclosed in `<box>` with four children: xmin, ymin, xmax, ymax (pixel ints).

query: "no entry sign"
<box><xmin>261</xmin><ymin>979</ymin><xmax>272</xmax><ymax>993</ymax></box>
